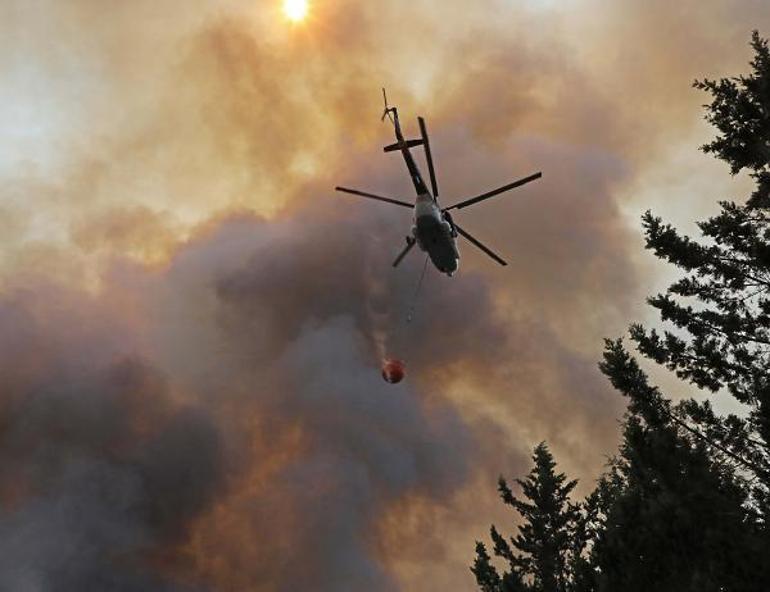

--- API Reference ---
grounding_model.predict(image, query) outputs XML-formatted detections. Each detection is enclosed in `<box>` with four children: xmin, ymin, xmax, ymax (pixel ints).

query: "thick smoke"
<box><xmin>0</xmin><ymin>207</ymin><xmax>480</xmax><ymax>591</ymax></box>
<box><xmin>161</xmin><ymin>208</ymin><xmax>482</xmax><ymax>591</ymax></box>
<box><xmin>0</xmin><ymin>290</ymin><xmax>222</xmax><ymax>591</ymax></box>
<box><xmin>3</xmin><ymin>1</ymin><xmax>770</xmax><ymax>590</ymax></box>
<box><xmin>0</xmin><ymin>197</ymin><xmax>619</xmax><ymax>590</ymax></box>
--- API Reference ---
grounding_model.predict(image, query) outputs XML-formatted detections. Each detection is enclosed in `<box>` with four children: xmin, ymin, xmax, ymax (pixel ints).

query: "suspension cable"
<box><xmin>406</xmin><ymin>255</ymin><xmax>430</xmax><ymax>324</ymax></box>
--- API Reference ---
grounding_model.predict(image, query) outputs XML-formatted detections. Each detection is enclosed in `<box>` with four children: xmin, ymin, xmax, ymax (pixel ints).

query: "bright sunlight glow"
<box><xmin>283</xmin><ymin>0</ymin><xmax>309</xmax><ymax>22</ymax></box>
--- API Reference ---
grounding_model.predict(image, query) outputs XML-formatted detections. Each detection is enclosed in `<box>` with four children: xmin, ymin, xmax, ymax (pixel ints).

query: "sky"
<box><xmin>0</xmin><ymin>1</ymin><xmax>768</xmax><ymax>590</ymax></box>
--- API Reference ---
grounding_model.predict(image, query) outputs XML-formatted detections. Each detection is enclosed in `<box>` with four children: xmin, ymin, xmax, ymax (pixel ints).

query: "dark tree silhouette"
<box><xmin>472</xmin><ymin>443</ymin><xmax>583</xmax><ymax>592</ymax></box>
<box><xmin>590</xmin><ymin>31</ymin><xmax>770</xmax><ymax>591</ymax></box>
<box><xmin>629</xmin><ymin>31</ymin><xmax>770</xmax><ymax>487</ymax></box>
<box><xmin>629</xmin><ymin>30</ymin><xmax>770</xmax><ymax>512</ymax></box>
<box><xmin>695</xmin><ymin>31</ymin><xmax>770</xmax><ymax>209</ymax></box>
<box><xmin>474</xmin><ymin>30</ymin><xmax>770</xmax><ymax>592</ymax></box>
<box><xmin>593</xmin><ymin>343</ymin><xmax>766</xmax><ymax>591</ymax></box>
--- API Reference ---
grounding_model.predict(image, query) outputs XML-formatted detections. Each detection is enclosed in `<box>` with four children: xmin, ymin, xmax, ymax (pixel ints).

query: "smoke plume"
<box><xmin>2</xmin><ymin>1</ymin><xmax>770</xmax><ymax>590</ymax></box>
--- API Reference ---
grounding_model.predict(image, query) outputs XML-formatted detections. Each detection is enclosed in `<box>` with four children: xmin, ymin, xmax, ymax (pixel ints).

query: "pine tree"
<box><xmin>592</xmin><ymin>343</ymin><xmax>766</xmax><ymax>591</ymax></box>
<box><xmin>589</xmin><ymin>31</ymin><xmax>770</xmax><ymax>590</ymax></box>
<box><xmin>474</xmin><ymin>31</ymin><xmax>770</xmax><ymax>592</ymax></box>
<box><xmin>630</xmin><ymin>30</ymin><xmax>770</xmax><ymax>491</ymax></box>
<box><xmin>472</xmin><ymin>443</ymin><xmax>583</xmax><ymax>592</ymax></box>
<box><xmin>695</xmin><ymin>31</ymin><xmax>770</xmax><ymax>209</ymax></box>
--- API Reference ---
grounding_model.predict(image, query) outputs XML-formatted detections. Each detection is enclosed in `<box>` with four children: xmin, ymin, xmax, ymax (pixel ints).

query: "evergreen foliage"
<box><xmin>474</xmin><ymin>31</ymin><xmax>770</xmax><ymax>592</ymax></box>
<box><xmin>595</xmin><ymin>344</ymin><xmax>766</xmax><ymax>591</ymax></box>
<box><xmin>632</xmin><ymin>30</ymin><xmax>770</xmax><ymax>498</ymax></box>
<box><xmin>472</xmin><ymin>443</ymin><xmax>584</xmax><ymax>592</ymax></box>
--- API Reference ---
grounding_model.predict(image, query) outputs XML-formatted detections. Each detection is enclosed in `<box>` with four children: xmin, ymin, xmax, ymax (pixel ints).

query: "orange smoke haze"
<box><xmin>1</xmin><ymin>1</ymin><xmax>769</xmax><ymax>590</ymax></box>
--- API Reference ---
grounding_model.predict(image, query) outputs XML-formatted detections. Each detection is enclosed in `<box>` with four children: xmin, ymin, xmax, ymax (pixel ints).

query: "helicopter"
<box><xmin>335</xmin><ymin>90</ymin><xmax>541</xmax><ymax>276</ymax></box>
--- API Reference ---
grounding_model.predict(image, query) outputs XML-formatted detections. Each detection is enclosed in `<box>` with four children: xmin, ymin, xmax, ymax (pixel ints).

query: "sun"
<box><xmin>283</xmin><ymin>0</ymin><xmax>309</xmax><ymax>22</ymax></box>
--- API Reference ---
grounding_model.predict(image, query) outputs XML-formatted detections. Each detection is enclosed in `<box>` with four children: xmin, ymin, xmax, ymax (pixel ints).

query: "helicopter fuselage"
<box><xmin>412</xmin><ymin>194</ymin><xmax>459</xmax><ymax>276</ymax></box>
<box><xmin>386</xmin><ymin>107</ymin><xmax>460</xmax><ymax>276</ymax></box>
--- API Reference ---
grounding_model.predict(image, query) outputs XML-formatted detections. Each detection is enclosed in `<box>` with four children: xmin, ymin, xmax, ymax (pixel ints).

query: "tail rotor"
<box><xmin>381</xmin><ymin>88</ymin><xmax>394</xmax><ymax>123</ymax></box>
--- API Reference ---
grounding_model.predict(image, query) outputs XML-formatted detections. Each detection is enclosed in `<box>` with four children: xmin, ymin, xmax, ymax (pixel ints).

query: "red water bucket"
<box><xmin>381</xmin><ymin>359</ymin><xmax>406</xmax><ymax>384</ymax></box>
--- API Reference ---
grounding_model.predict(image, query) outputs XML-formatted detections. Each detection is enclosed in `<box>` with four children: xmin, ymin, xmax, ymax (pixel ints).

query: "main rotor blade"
<box><xmin>392</xmin><ymin>238</ymin><xmax>416</xmax><ymax>268</ymax></box>
<box><xmin>418</xmin><ymin>117</ymin><xmax>439</xmax><ymax>199</ymax></box>
<box><xmin>454</xmin><ymin>224</ymin><xmax>507</xmax><ymax>266</ymax></box>
<box><xmin>335</xmin><ymin>187</ymin><xmax>413</xmax><ymax>208</ymax></box>
<box><xmin>444</xmin><ymin>172</ymin><xmax>542</xmax><ymax>211</ymax></box>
